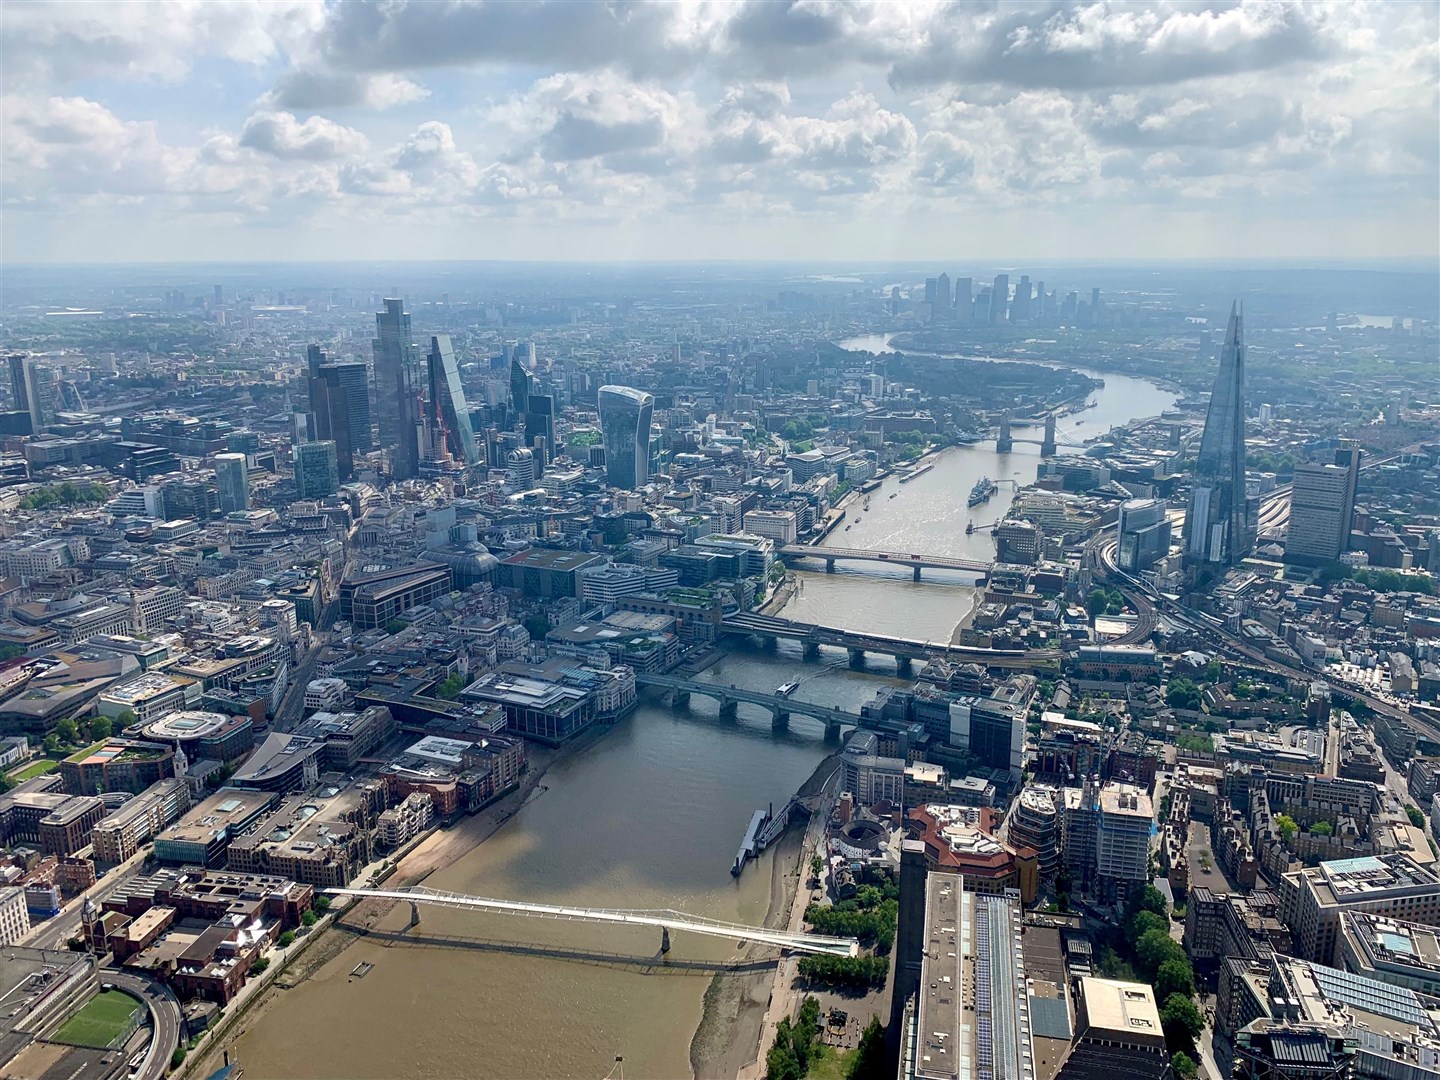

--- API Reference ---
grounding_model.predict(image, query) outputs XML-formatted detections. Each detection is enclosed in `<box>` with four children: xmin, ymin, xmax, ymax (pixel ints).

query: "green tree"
<box><xmin>1275</xmin><ymin>813</ymin><xmax>1299</xmax><ymax>842</ymax></box>
<box><xmin>1165</xmin><ymin>678</ymin><xmax>1203</xmax><ymax>711</ymax></box>
<box><xmin>1171</xmin><ymin>1051</ymin><xmax>1199</xmax><ymax>1080</ymax></box>
<box><xmin>313</xmin><ymin>896</ymin><xmax>331</xmax><ymax>912</ymax></box>
<box><xmin>301</xmin><ymin>910</ymin><xmax>318</xmax><ymax>927</ymax></box>
<box><xmin>1136</xmin><ymin>929</ymin><xmax>1184</xmax><ymax>978</ymax></box>
<box><xmin>278</xmin><ymin>930</ymin><xmax>296</xmax><ymax>947</ymax></box>
<box><xmin>88</xmin><ymin>715</ymin><xmax>113</xmax><ymax>741</ymax></box>
<box><xmin>810</xmin><ymin>854</ymin><xmax>824</xmax><ymax>878</ymax></box>
<box><xmin>1406</xmin><ymin>805</ymin><xmax>1426</xmax><ymax>829</ymax></box>
<box><xmin>434</xmin><ymin>674</ymin><xmax>466</xmax><ymax>700</ymax></box>
<box><xmin>1155</xmin><ymin>958</ymin><xmax>1196</xmax><ymax>1002</ymax></box>
<box><xmin>1131</xmin><ymin>884</ymin><xmax>1168</xmax><ymax>919</ymax></box>
<box><xmin>765</xmin><ymin>1018</ymin><xmax>802</xmax><ymax>1080</ymax></box>
<box><xmin>171</xmin><ymin>1047</ymin><xmax>187</xmax><ymax>1069</ymax></box>
<box><xmin>116</xmin><ymin>710</ymin><xmax>137</xmax><ymax>727</ymax></box>
<box><xmin>54</xmin><ymin>718</ymin><xmax>79</xmax><ymax>744</ymax></box>
<box><xmin>1086</xmin><ymin>589</ymin><xmax>1110</xmax><ymax>620</ymax></box>
<box><xmin>1127</xmin><ymin>910</ymin><xmax>1168</xmax><ymax>947</ymax></box>
<box><xmin>848</xmin><ymin>1017</ymin><xmax>888</xmax><ymax>1080</ymax></box>
<box><xmin>43</xmin><ymin>734</ymin><xmax>60</xmax><ymax>755</ymax></box>
<box><xmin>1160</xmin><ymin>993</ymin><xmax>1204</xmax><ymax>1049</ymax></box>
<box><xmin>1309</xmin><ymin>820</ymin><xmax>1334</xmax><ymax>837</ymax></box>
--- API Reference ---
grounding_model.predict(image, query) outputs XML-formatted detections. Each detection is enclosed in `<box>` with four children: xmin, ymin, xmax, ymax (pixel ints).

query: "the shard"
<box><xmin>1184</xmin><ymin>302</ymin><xmax>1254</xmax><ymax>567</ymax></box>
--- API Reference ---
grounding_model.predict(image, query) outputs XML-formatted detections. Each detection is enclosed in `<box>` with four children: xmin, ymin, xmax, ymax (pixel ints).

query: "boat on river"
<box><xmin>968</xmin><ymin>477</ymin><xmax>997</xmax><ymax>507</ymax></box>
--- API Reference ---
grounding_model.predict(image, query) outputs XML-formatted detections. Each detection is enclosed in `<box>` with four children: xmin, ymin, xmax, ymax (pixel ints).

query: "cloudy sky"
<box><xmin>3</xmin><ymin>0</ymin><xmax>1436</xmax><ymax>263</ymax></box>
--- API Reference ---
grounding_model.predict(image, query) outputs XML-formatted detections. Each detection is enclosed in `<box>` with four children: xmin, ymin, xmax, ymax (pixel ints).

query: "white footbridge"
<box><xmin>327</xmin><ymin>886</ymin><xmax>859</xmax><ymax>957</ymax></box>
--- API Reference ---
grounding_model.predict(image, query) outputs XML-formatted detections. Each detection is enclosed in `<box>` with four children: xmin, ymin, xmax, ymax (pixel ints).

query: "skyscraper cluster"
<box><xmin>1184</xmin><ymin>303</ymin><xmax>1255</xmax><ymax>569</ymax></box>
<box><xmin>919</xmin><ymin>272</ymin><xmax>1106</xmax><ymax>327</ymax></box>
<box><xmin>300</xmin><ymin>298</ymin><xmax>481</xmax><ymax>483</ymax></box>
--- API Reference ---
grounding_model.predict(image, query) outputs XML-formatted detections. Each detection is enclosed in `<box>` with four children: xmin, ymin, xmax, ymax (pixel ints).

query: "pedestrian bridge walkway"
<box><xmin>327</xmin><ymin>886</ymin><xmax>860</xmax><ymax>957</ymax></box>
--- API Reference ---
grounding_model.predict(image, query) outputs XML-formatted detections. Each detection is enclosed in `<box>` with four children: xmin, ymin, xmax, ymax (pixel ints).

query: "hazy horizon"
<box><xmin>3</xmin><ymin>1</ymin><xmax>1437</xmax><ymax>264</ymax></box>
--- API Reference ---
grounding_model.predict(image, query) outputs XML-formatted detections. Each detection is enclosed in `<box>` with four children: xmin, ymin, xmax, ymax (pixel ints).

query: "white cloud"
<box><xmin>239</xmin><ymin>111</ymin><xmax>369</xmax><ymax>161</ymax></box>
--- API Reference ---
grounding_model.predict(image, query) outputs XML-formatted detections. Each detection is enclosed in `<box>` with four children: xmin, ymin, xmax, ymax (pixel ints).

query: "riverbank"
<box><xmin>691</xmin><ymin>753</ymin><xmax>841</xmax><ymax>1080</ymax></box>
<box><xmin>185</xmin><ymin>729</ymin><xmax>601</xmax><ymax>1079</ymax></box>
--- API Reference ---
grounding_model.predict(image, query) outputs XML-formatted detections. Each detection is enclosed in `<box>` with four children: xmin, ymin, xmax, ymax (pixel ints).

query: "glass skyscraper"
<box><xmin>598</xmin><ymin>385</ymin><xmax>654</xmax><ymax>490</ymax></box>
<box><xmin>372</xmin><ymin>298</ymin><xmax>422</xmax><ymax>480</ymax></box>
<box><xmin>214</xmin><ymin>452</ymin><xmax>249</xmax><ymax>513</ymax></box>
<box><xmin>426</xmin><ymin>335</ymin><xmax>480</xmax><ymax>465</ymax></box>
<box><xmin>1184</xmin><ymin>303</ymin><xmax>1253</xmax><ymax>567</ymax></box>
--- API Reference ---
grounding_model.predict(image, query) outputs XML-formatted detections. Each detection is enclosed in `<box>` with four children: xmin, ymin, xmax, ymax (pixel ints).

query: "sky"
<box><xmin>2</xmin><ymin>0</ymin><xmax>1437</xmax><ymax>264</ymax></box>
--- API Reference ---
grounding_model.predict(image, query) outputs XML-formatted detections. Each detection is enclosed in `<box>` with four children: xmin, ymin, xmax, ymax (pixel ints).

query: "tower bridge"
<box><xmin>995</xmin><ymin>412</ymin><xmax>1088</xmax><ymax>455</ymax></box>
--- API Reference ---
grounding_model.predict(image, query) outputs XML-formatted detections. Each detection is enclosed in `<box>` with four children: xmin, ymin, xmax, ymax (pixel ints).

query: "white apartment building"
<box><xmin>741</xmin><ymin>509</ymin><xmax>798</xmax><ymax>545</ymax></box>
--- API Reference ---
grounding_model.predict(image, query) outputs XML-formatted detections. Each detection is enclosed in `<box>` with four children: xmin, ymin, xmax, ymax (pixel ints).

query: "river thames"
<box><xmin>229</xmin><ymin>339</ymin><xmax>1176</xmax><ymax>1079</ymax></box>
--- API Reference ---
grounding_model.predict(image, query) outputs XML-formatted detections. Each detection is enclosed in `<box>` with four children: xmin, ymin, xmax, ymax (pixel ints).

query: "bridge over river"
<box><xmin>720</xmin><ymin>612</ymin><xmax>1062</xmax><ymax>674</ymax></box>
<box><xmin>327</xmin><ymin>886</ymin><xmax>859</xmax><ymax>957</ymax></box>
<box><xmin>778</xmin><ymin>543</ymin><xmax>993</xmax><ymax>580</ymax></box>
<box><xmin>635</xmin><ymin>670</ymin><xmax>873</xmax><ymax>738</ymax></box>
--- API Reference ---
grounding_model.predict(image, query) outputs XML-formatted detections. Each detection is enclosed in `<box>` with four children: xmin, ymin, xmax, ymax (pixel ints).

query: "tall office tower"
<box><xmin>328</xmin><ymin>361</ymin><xmax>372</xmax><ymax>454</ymax></box>
<box><xmin>991</xmin><ymin>273</ymin><xmax>1009</xmax><ymax>322</ymax></box>
<box><xmin>525</xmin><ymin>393</ymin><xmax>555</xmax><ymax>473</ymax></box>
<box><xmin>974</xmin><ymin>288</ymin><xmax>992</xmax><ymax>324</ymax></box>
<box><xmin>509</xmin><ymin>355</ymin><xmax>532</xmax><ymax>421</ymax></box>
<box><xmin>214</xmin><ymin>453</ymin><xmax>249</xmax><ymax>513</ymax></box>
<box><xmin>1090</xmin><ymin>287</ymin><xmax>1102</xmax><ymax>325</ymax></box>
<box><xmin>304</xmin><ymin>345</ymin><xmax>355</xmax><ymax>482</ymax></box>
<box><xmin>8</xmin><ymin>355</ymin><xmax>58</xmax><ymax>432</ymax></box>
<box><xmin>1117</xmin><ymin>498</ymin><xmax>1173</xmax><ymax>572</ymax></box>
<box><xmin>1034</xmin><ymin>280</ymin><xmax>1044</xmax><ymax>321</ymax></box>
<box><xmin>213</xmin><ymin>285</ymin><xmax>223</xmax><ymax>308</ymax></box>
<box><xmin>889</xmin><ymin>286</ymin><xmax>901</xmax><ymax>316</ymax></box>
<box><xmin>955</xmin><ymin>277</ymin><xmax>973</xmax><ymax>321</ymax></box>
<box><xmin>426</xmin><ymin>336</ymin><xmax>480</xmax><ymax>465</ymax></box>
<box><xmin>1012</xmin><ymin>275</ymin><xmax>1031</xmax><ymax>321</ymax></box>
<box><xmin>293</xmin><ymin>441</ymin><xmax>339</xmax><ymax>498</ymax></box>
<box><xmin>1184</xmin><ymin>303</ymin><xmax>1252</xmax><ymax>567</ymax></box>
<box><xmin>923</xmin><ymin>277</ymin><xmax>938</xmax><ymax>306</ymax></box>
<box><xmin>1286</xmin><ymin>442</ymin><xmax>1361</xmax><ymax>565</ymax></box>
<box><xmin>936</xmin><ymin>272</ymin><xmax>951</xmax><ymax>311</ymax></box>
<box><xmin>372</xmin><ymin>298</ymin><xmax>423</xmax><ymax>480</ymax></box>
<box><xmin>597</xmin><ymin>385</ymin><xmax>655</xmax><ymax>490</ymax></box>
<box><xmin>1062</xmin><ymin>291</ymin><xmax>1079</xmax><ymax>323</ymax></box>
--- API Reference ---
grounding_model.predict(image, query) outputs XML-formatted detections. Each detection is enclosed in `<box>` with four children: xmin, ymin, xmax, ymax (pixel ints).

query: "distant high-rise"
<box><xmin>936</xmin><ymin>272</ymin><xmax>951</xmax><ymax>311</ymax></box>
<box><xmin>294</xmin><ymin>441</ymin><xmax>339</xmax><ymax>498</ymax></box>
<box><xmin>509</xmin><ymin>356</ymin><xmax>532</xmax><ymax>420</ymax></box>
<box><xmin>525</xmin><ymin>393</ymin><xmax>555</xmax><ymax>473</ymax></box>
<box><xmin>306</xmin><ymin>345</ymin><xmax>363</xmax><ymax>482</ymax></box>
<box><xmin>1184</xmin><ymin>303</ymin><xmax>1252</xmax><ymax>567</ymax></box>
<box><xmin>1012</xmin><ymin>275</ymin><xmax>1031</xmax><ymax>322</ymax></box>
<box><xmin>8</xmin><ymin>355</ymin><xmax>58</xmax><ymax>432</ymax></box>
<box><xmin>372</xmin><ymin>299</ymin><xmax>423</xmax><ymax>480</ymax></box>
<box><xmin>955</xmin><ymin>277</ymin><xmax>973</xmax><ymax>321</ymax></box>
<box><xmin>598</xmin><ymin>385</ymin><xmax>654</xmax><ymax>490</ymax></box>
<box><xmin>991</xmin><ymin>273</ymin><xmax>1009</xmax><ymax>323</ymax></box>
<box><xmin>426</xmin><ymin>335</ymin><xmax>479</xmax><ymax>465</ymax></box>
<box><xmin>1286</xmin><ymin>442</ymin><xmax>1361</xmax><ymax>565</ymax></box>
<box><xmin>214</xmin><ymin>453</ymin><xmax>249</xmax><ymax>513</ymax></box>
<box><xmin>923</xmin><ymin>277</ymin><xmax>938</xmax><ymax>306</ymax></box>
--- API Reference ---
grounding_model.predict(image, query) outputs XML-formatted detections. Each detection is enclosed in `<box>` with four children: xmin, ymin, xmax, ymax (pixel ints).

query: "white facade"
<box><xmin>741</xmin><ymin>509</ymin><xmax>798</xmax><ymax>545</ymax></box>
<box><xmin>0</xmin><ymin>886</ymin><xmax>31</xmax><ymax>946</ymax></box>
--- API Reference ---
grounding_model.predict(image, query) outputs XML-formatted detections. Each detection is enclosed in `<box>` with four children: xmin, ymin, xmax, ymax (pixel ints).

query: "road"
<box><xmin>272</xmin><ymin>637</ymin><xmax>326</xmax><ymax>732</ymax></box>
<box><xmin>105</xmin><ymin>970</ymin><xmax>181</xmax><ymax>1080</ymax></box>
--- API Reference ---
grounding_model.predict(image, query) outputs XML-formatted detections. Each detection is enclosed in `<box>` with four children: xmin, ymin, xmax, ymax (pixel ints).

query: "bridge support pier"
<box><xmin>409</xmin><ymin>901</ymin><xmax>421</xmax><ymax>929</ymax></box>
<box><xmin>996</xmin><ymin>413</ymin><xmax>1013</xmax><ymax>454</ymax></box>
<box><xmin>912</xmin><ymin>566</ymin><xmax>922</xmax><ymax>582</ymax></box>
<box><xmin>824</xmin><ymin>720</ymin><xmax>842</xmax><ymax>742</ymax></box>
<box><xmin>669</xmin><ymin>689</ymin><xmax>690</xmax><ymax>709</ymax></box>
<box><xmin>772</xmin><ymin>709</ymin><xmax>790</xmax><ymax>731</ymax></box>
<box><xmin>895</xmin><ymin>657</ymin><xmax>914</xmax><ymax>678</ymax></box>
<box><xmin>661</xmin><ymin>927</ymin><xmax>671</xmax><ymax>955</ymax></box>
<box><xmin>803</xmin><ymin>642</ymin><xmax>820</xmax><ymax>661</ymax></box>
<box><xmin>848</xmin><ymin>648</ymin><xmax>865</xmax><ymax>669</ymax></box>
<box><xmin>825</xmin><ymin>559</ymin><xmax>836</xmax><ymax>574</ymax></box>
<box><xmin>718</xmin><ymin>698</ymin><xmax>738</xmax><ymax>720</ymax></box>
<box><xmin>1040</xmin><ymin>413</ymin><xmax>1057</xmax><ymax>457</ymax></box>
<box><xmin>760</xmin><ymin>635</ymin><xmax>778</xmax><ymax>650</ymax></box>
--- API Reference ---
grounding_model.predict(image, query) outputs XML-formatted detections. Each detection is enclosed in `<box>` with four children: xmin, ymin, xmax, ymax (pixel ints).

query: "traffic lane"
<box><xmin>105</xmin><ymin>971</ymin><xmax>181</xmax><ymax>1080</ymax></box>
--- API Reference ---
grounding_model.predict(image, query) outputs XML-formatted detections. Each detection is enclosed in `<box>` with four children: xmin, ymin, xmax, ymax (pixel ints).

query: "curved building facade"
<box><xmin>1008</xmin><ymin>785</ymin><xmax>1060</xmax><ymax>879</ymax></box>
<box><xmin>597</xmin><ymin>385</ymin><xmax>654</xmax><ymax>490</ymax></box>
